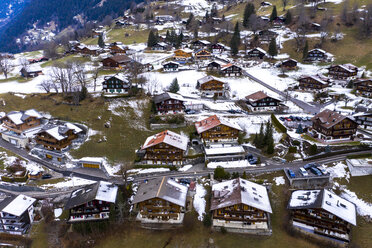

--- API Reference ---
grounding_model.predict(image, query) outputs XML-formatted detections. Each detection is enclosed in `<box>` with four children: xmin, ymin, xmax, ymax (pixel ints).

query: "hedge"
<box><xmin>271</xmin><ymin>114</ymin><xmax>287</xmax><ymax>133</ymax></box>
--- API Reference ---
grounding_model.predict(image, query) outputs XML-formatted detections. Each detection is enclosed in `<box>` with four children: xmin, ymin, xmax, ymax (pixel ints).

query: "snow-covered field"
<box><xmin>40</xmin><ymin>176</ymin><xmax>96</xmax><ymax>189</ymax></box>
<box><xmin>193</xmin><ymin>183</ymin><xmax>206</xmax><ymax>220</ymax></box>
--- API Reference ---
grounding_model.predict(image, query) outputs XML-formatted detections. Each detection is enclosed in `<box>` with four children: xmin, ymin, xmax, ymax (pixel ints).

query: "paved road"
<box><xmin>243</xmin><ymin>70</ymin><xmax>321</xmax><ymax>114</ymax></box>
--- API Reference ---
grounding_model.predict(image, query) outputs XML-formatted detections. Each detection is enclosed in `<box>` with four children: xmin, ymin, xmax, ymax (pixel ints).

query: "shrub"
<box><xmin>221</xmin><ymin>226</ymin><xmax>227</xmax><ymax>234</ymax></box>
<box><xmin>288</xmin><ymin>146</ymin><xmax>297</xmax><ymax>153</ymax></box>
<box><xmin>203</xmin><ymin>213</ymin><xmax>212</xmax><ymax>227</ymax></box>
<box><xmin>214</xmin><ymin>167</ymin><xmax>230</xmax><ymax>181</ymax></box>
<box><xmin>292</xmin><ymin>140</ymin><xmax>300</xmax><ymax>146</ymax></box>
<box><xmin>271</xmin><ymin>114</ymin><xmax>287</xmax><ymax>133</ymax></box>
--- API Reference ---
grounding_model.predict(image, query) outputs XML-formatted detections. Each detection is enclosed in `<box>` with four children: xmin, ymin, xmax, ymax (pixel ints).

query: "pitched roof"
<box><xmin>104</xmin><ymin>74</ymin><xmax>128</xmax><ymax>83</ymax></box>
<box><xmin>105</xmin><ymin>55</ymin><xmax>131</xmax><ymax>63</ymax></box>
<box><xmin>39</xmin><ymin>122</ymin><xmax>80</xmax><ymax>141</ymax></box>
<box><xmin>330</xmin><ymin>63</ymin><xmax>358</xmax><ymax>73</ymax></box>
<box><xmin>288</xmin><ymin>189</ymin><xmax>356</xmax><ymax>225</ymax></box>
<box><xmin>132</xmin><ymin>177</ymin><xmax>188</xmax><ymax>207</ymax></box>
<box><xmin>211</xmin><ymin>178</ymin><xmax>272</xmax><ymax>213</ymax></box>
<box><xmin>248</xmin><ymin>47</ymin><xmax>266</xmax><ymax>54</ymax></box>
<box><xmin>65</xmin><ymin>181</ymin><xmax>118</xmax><ymax>209</ymax></box>
<box><xmin>142</xmin><ymin>130</ymin><xmax>189</xmax><ymax>151</ymax></box>
<box><xmin>221</xmin><ymin>63</ymin><xmax>241</xmax><ymax>70</ymax></box>
<box><xmin>299</xmin><ymin>75</ymin><xmax>328</xmax><ymax>85</ymax></box>
<box><xmin>5</xmin><ymin>109</ymin><xmax>42</xmax><ymax>125</ymax></box>
<box><xmin>153</xmin><ymin>92</ymin><xmax>185</xmax><ymax>104</ymax></box>
<box><xmin>194</xmin><ymin>115</ymin><xmax>243</xmax><ymax>134</ymax></box>
<box><xmin>197</xmin><ymin>75</ymin><xmax>225</xmax><ymax>86</ymax></box>
<box><xmin>245</xmin><ymin>91</ymin><xmax>280</xmax><ymax>102</ymax></box>
<box><xmin>0</xmin><ymin>194</ymin><xmax>36</xmax><ymax>216</ymax></box>
<box><xmin>311</xmin><ymin>109</ymin><xmax>355</xmax><ymax>129</ymax></box>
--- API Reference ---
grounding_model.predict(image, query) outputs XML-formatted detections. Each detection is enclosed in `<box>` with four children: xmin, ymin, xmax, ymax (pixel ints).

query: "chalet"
<box><xmin>210</xmin><ymin>43</ymin><xmax>226</xmax><ymax>53</ymax></box>
<box><xmin>353</xmin><ymin>112</ymin><xmax>372</xmax><ymax>129</ymax></box>
<box><xmin>155</xmin><ymin>15</ymin><xmax>175</xmax><ymax>23</ymax></box>
<box><xmin>20</xmin><ymin>65</ymin><xmax>43</xmax><ymax>78</ymax></box>
<box><xmin>298</xmin><ymin>75</ymin><xmax>328</xmax><ymax>91</ymax></box>
<box><xmin>153</xmin><ymin>92</ymin><xmax>185</xmax><ymax>114</ymax></box>
<box><xmin>108</xmin><ymin>42</ymin><xmax>128</xmax><ymax>54</ymax></box>
<box><xmin>288</xmin><ymin>189</ymin><xmax>356</xmax><ymax>243</ymax></box>
<box><xmin>220</xmin><ymin>64</ymin><xmax>242</xmax><ymax>77</ymax></box>
<box><xmin>0</xmin><ymin>195</ymin><xmax>36</xmax><ymax>235</ymax></box>
<box><xmin>272</xmin><ymin>16</ymin><xmax>285</xmax><ymax>27</ymax></box>
<box><xmin>76</xmin><ymin>44</ymin><xmax>101</xmax><ymax>56</ymax></box>
<box><xmin>211</xmin><ymin>178</ymin><xmax>272</xmax><ymax>234</ymax></box>
<box><xmin>306</xmin><ymin>48</ymin><xmax>333</xmax><ymax>62</ymax></box>
<box><xmin>353</xmin><ymin>78</ymin><xmax>372</xmax><ymax>97</ymax></box>
<box><xmin>151</xmin><ymin>42</ymin><xmax>169</xmax><ymax>51</ymax></box>
<box><xmin>101</xmin><ymin>55</ymin><xmax>132</xmax><ymax>69</ymax></box>
<box><xmin>245</xmin><ymin>91</ymin><xmax>281</xmax><ymax>111</ymax></box>
<box><xmin>173</xmin><ymin>48</ymin><xmax>193</xmax><ymax>61</ymax></box>
<box><xmin>311</xmin><ymin>109</ymin><xmax>358</xmax><ymax>141</ymax></box>
<box><xmin>140</xmin><ymin>130</ymin><xmax>189</xmax><ymax>165</ymax></box>
<box><xmin>102</xmin><ymin>74</ymin><xmax>131</xmax><ymax>94</ymax></box>
<box><xmin>0</xmin><ymin>109</ymin><xmax>42</xmax><ymax>135</ymax></box>
<box><xmin>65</xmin><ymin>181</ymin><xmax>118</xmax><ymax>223</ymax></box>
<box><xmin>258</xmin><ymin>30</ymin><xmax>277</xmax><ymax>42</ymax></box>
<box><xmin>280</xmin><ymin>58</ymin><xmax>298</xmax><ymax>70</ymax></box>
<box><xmin>191</xmin><ymin>40</ymin><xmax>211</xmax><ymax>50</ymax></box>
<box><xmin>28</xmin><ymin>57</ymin><xmax>48</xmax><ymax>64</ymax></box>
<box><xmin>194</xmin><ymin>49</ymin><xmax>212</xmax><ymax>60</ymax></box>
<box><xmin>195</xmin><ymin>115</ymin><xmax>242</xmax><ymax>143</ymax></box>
<box><xmin>132</xmin><ymin>176</ymin><xmax>188</xmax><ymax>225</ymax></box>
<box><xmin>206</xmin><ymin>61</ymin><xmax>222</xmax><ymax>72</ymax></box>
<box><xmin>328</xmin><ymin>64</ymin><xmax>358</xmax><ymax>80</ymax></box>
<box><xmin>197</xmin><ymin>75</ymin><xmax>229</xmax><ymax>98</ymax></box>
<box><xmin>163</xmin><ymin>61</ymin><xmax>179</xmax><ymax>72</ymax></box>
<box><xmin>211</xmin><ymin>17</ymin><xmax>223</xmax><ymax>25</ymax></box>
<box><xmin>247</xmin><ymin>47</ymin><xmax>266</xmax><ymax>59</ymax></box>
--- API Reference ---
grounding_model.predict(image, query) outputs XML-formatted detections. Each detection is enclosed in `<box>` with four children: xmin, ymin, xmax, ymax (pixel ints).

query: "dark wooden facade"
<box><xmin>195</xmin><ymin>49</ymin><xmax>212</xmax><ymax>60</ymax></box>
<box><xmin>298</xmin><ymin>76</ymin><xmax>328</xmax><ymax>91</ymax></box>
<box><xmin>281</xmin><ymin>59</ymin><xmax>297</xmax><ymax>70</ymax></box>
<box><xmin>136</xmin><ymin>198</ymin><xmax>182</xmax><ymax>221</ymax></box>
<box><xmin>143</xmin><ymin>143</ymin><xmax>184</xmax><ymax>165</ymax></box>
<box><xmin>354</xmin><ymin>79</ymin><xmax>372</xmax><ymax>96</ymax></box>
<box><xmin>69</xmin><ymin>200</ymin><xmax>111</xmax><ymax>222</ymax></box>
<box><xmin>200</xmin><ymin>124</ymin><xmax>239</xmax><ymax>142</ymax></box>
<box><xmin>328</xmin><ymin>64</ymin><xmax>358</xmax><ymax>79</ymax></box>
<box><xmin>220</xmin><ymin>64</ymin><xmax>242</xmax><ymax>77</ymax></box>
<box><xmin>1</xmin><ymin>116</ymin><xmax>41</xmax><ymax>134</ymax></box>
<box><xmin>306</xmin><ymin>49</ymin><xmax>329</xmax><ymax>62</ymax></box>
<box><xmin>206</xmin><ymin>61</ymin><xmax>221</xmax><ymax>71</ymax></box>
<box><xmin>36</xmin><ymin>129</ymin><xmax>77</xmax><ymax>151</ymax></box>
<box><xmin>354</xmin><ymin>113</ymin><xmax>372</xmax><ymax>129</ymax></box>
<box><xmin>213</xmin><ymin>203</ymin><xmax>269</xmax><ymax>224</ymax></box>
<box><xmin>102</xmin><ymin>75</ymin><xmax>131</xmax><ymax>94</ymax></box>
<box><xmin>247</xmin><ymin>48</ymin><xmax>266</xmax><ymax>59</ymax></box>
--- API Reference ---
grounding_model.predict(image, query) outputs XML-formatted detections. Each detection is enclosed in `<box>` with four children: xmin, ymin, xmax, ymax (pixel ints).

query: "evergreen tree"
<box><xmin>256</xmin><ymin>123</ymin><xmax>265</xmax><ymax>149</ymax></box>
<box><xmin>205</xmin><ymin>11</ymin><xmax>210</xmax><ymax>23</ymax></box>
<box><xmin>296</xmin><ymin>124</ymin><xmax>303</xmax><ymax>134</ymax></box>
<box><xmin>165</xmin><ymin>30</ymin><xmax>171</xmax><ymax>43</ymax></box>
<box><xmin>169</xmin><ymin>78</ymin><xmax>180</xmax><ymax>93</ymax></box>
<box><xmin>98</xmin><ymin>34</ymin><xmax>105</xmax><ymax>48</ymax></box>
<box><xmin>270</xmin><ymin>6</ymin><xmax>278</xmax><ymax>21</ymax></box>
<box><xmin>264</xmin><ymin>121</ymin><xmax>273</xmax><ymax>146</ymax></box>
<box><xmin>284</xmin><ymin>10</ymin><xmax>292</xmax><ymax>25</ymax></box>
<box><xmin>242</xmin><ymin>171</ymin><xmax>247</xmax><ymax>179</ymax></box>
<box><xmin>211</xmin><ymin>4</ymin><xmax>218</xmax><ymax>17</ymax></box>
<box><xmin>309</xmin><ymin>144</ymin><xmax>318</xmax><ymax>155</ymax></box>
<box><xmin>267</xmin><ymin>138</ymin><xmax>274</xmax><ymax>154</ymax></box>
<box><xmin>186</xmin><ymin>13</ymin><xmax>194</xmax><ymax>28</ymax></box>
<box><xmin>193</xmin><ymin>27</ymin><xmax>198</xmax><ymax>39</ymax></box>
<box><xmin>243</xmin><ymin>3</ymin><xmax>255</xmax><ymax>28</ymax></box>
<box><xmin>302</xmin><ymin>40</ymin><xmax>309</xmax><ymax>60</ymax></box>
<box><xmin>268</xmin><ymin>38</ymin><xmax>278</xmax><ymax>58</ymax></box>
<box><xmin>230</xmin><ymin>22</ymin><xmax>241</xmax><ymax>56</ymax></box>
<box><xmin>233</xmin><ymin>22</ymin><xmax>241</xmax><ymax>45</ymax></box>
<box><xmin>147</xmin><ymin>30</ymin><xmax>157</xmax><ymax>47</ymax></box>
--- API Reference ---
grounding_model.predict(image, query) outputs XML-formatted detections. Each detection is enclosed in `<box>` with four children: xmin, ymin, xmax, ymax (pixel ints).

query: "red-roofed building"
<box><xmin>140</xmin><ymin>130</ymin><xmax>189</xmax><ymax>165</ymax></box>
<box><xmin>194</xmin><ymin>115</ymin><xmax>242</xmax><ymax>143</ymax></box>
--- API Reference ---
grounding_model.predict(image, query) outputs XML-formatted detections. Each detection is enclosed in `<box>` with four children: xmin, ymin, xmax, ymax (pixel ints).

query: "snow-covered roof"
<box><xmin>299</xmin><ymin>75</ymin><xmax>328</xmax><ymax>85</ymax></box>
<box><xmin>249</xmin><ymin>47</ymin><xmax>267</xmax><ymax>54</ymax></box>
<box><xmin>104</xmin><ymin>74</ymin><xmax>128</xmax><ymax>83</ymax></box>
<box><xmin>197</xmin><ymin>75</ymin><xmax>225</xmax><ymax>86</ymax></box>
<box><xmin>65</xmin><ymin>122</ymin><xmax>83</xmax><ymax>134</ymax></box>
<box><xmin>132</xmin><ymin>177</ymin><xmax>188</xmax><ymax>207</ymax></box>
<box><xmin>6</xmin><ymin>109</ymin><xmax>42</xmax><ymax>125</ymax></box>
<box><xmin>142</xmin><ymin>130</ymin><xmax>189</xmax><ymax>151</ymax></box>
<box><xmin>205</xmin><ymin>145</ymin><xmax>245</xmax><ymax>155</ymax></box>
<box><xmin>45</xmin><ymin>126</ymin><xmax>66</xmax><ymax>140</ymax></box>
<box><xmin>245</xmin><ymin>91</ymin><xmax>280</xmax><ymax>102</ymax></box>
<box><xmin>198</xmin><ymin>40</ymin><xmax>211</xmax><ymax>45</ymax></box>
<box><xmin>175</xmin><ymin>48</ymin><xmax>193</xmax><ymax>54</ymax></box>
<box><xmin>211</xmin><ymin>178</ymin><xmax>272</xmax><ymax>213</ymax></box>
<box><xmin>195</xmin><ymin>115</ymin><xmax>243</xmax><ymax>134</ymax></box>
<box><xmin>288</xmin><ymin>189</ymin><xmax>356</xmax><ymax>226</ymax></box>
<box><xmin>332</xmin><ymin>63</ymin><xmax>358</xmax><ymax>73</ymax></box>
<box><xmin>1</xmin><ymin>195</ymin><xmax>36</xmax><ymax>217</ymax></box>
<box><xmin>79</xmin><ymin>157</ymin><xmax>104</xmax><ymax>164</ymax></box>
<box><xmin>95</xmin><ymin>181</ymin><xmax>119</xmax><ymax>203</ymax></box>
<box><xmin>153</xmin><ymin>92</ymin><xmax>185</xmax><ymax>104</ymax></box>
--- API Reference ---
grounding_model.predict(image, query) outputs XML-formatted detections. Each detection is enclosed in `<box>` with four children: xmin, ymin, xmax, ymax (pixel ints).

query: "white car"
<box><xmin>299</xmin><ymin>167</ymin><xmax>309</xmax><ymax>177</ymax></box>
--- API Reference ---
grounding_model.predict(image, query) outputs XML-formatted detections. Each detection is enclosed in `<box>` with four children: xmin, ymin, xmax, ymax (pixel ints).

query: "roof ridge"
<box><xmin>156</xmin><ymin>177</ymin><xmax>166</xmax><ymax>197</ymax></box>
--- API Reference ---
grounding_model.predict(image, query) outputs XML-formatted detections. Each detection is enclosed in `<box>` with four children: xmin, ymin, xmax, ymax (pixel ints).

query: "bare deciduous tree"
<box><xmin>0</xmin><ymin>56</ymin><xmax>12</xmax><ymax>79</ymax></box>
<box><xmin>38</xmin><ymin>80</ymin><xmax>52</xmax><ymax>93</ymax></box>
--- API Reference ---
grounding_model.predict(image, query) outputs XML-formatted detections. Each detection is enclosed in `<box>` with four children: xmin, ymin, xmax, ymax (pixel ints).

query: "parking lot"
<box><xmin>279</xmin><ymin>115</ymin><xmax>313</xmax><ymax>130</ymax></box>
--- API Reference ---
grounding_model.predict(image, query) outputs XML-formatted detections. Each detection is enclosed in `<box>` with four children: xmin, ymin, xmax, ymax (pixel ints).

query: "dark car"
<box><xmin>279</xmin><ymin>117</ymin><xmax>285</xmax><ymax>121</ymax></box>
<box><xmin>247</xmin><ymin>154</ymin><xmax>258</xmax><ymax>164</ymax></box>
<box><xmin>179</xmin><ymin>178</ymin><xmax>191</xmax><ymax>184</ymax></box>
<box><xmin>304</xmin><ymin>162</ymin><xmax>319</xmax><ymax>169</ymax></box>
<box><xmin>42</xmin><ymin>174</ymin><xmax>52</xmax><ymax>179</ymax></box>
<box><xmin>295</xmin><ymin>117</ymin><xmax>302</xmax><ymax>121</ymax></box>
<box><xmin>310</xmin><ymin>167</ymin><xmax>322</xmax><ymax>176</ymax></box>
<box><xmin>288</xmin><ymin>169</ymin><xmax>296</xmax><ymax>178</ymax></box>
<box><xmin>185</xmin><ymin>109</ymin><xmax>196</xmax><ymax>114</ymax></box>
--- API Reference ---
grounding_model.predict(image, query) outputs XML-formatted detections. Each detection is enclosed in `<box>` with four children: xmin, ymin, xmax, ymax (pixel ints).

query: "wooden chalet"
<box><xmin>206</xmin><ymin>61</ymin><xmax>222</xmax><ymax>72</ymax></box>
<box><xmin>288</xmin><ymin>189</ymin><xmax>356</xmax><ymax>243</ymax></box>
<box><xmin>328</xmin><ymin>64</ymin><xmax>358</xmax><ymax>80</ymax></box>
<box><xmin>245</xmin><ymin>91</ymin><xmax>281</xmax><ymax>112</ymax></box>
<box><xmin>163</xmin><ymin>61</ymin><xmax>179</xmax><ymax>72</ymax></box>
<box><xmin>195</xmin><ymin>115</ymin><xmax>242</xmax><ymax>143</ymax></box>
<box><xmin>0</xmin><ymin>109</ymin><xmax>42</xmax><ymax>134</ymax></box>
<box><xmin>298</xmin><ymin>75</ymin><xmax>328</xmax><ymax>91</ymax></box>
<box><xmin>108</xmin><ymin>42</ymin><xmax>128</xmax><ymax>54</ymax></box>
<box><xmin>102</xmin><ymin>74</ymin><xmax>131</xmax><ymax>94</ymax></box>
<box><xmin>195</xmin><ymin>49</ymin><xmax>212</xmax><ymax>60</ymax></box>
<box><xmin>173</xmin><ymin>48</ymin><xmax>193</xmax><ymax>61</ymax></box>
<box><xmin>0</xmin><ymin>195</ymin><xmax>36</xmax><ymax>235</ymax></box>
<box><xmin>258</xmin><ymin>30</ymin><xmax>277</xmax><ymax>42</ymax></box>
<box><xmin>65</xmin><ymin>181</ymin><xmax>118</xmax><ymax>222</ymax></box>
<box><xmin>151</xmin><ymin>42</ymin><xmax>169</xmax><ymax>51</ymax></box>
<box><xmin>153</xmin><ymin>92</ymin><xmax>185</xmax><ymax>114</ymax></box>
<box><xmin>220</xmin><ymin>64</ymin><xmax>242</xmax><ymax>77</ymax></box>
<box><xmin>353</xmin><ymin>78</ymin><xmax>372</xmax><ymax>97</ymax></box>
<box><xmin>211</xmin><ymin>178</ymin><xmax>272</xmax><ymax>234</ymax></box>
<box><xmin>132</xmin><ymin>176</ymin><xmax>188</xmax><ymax>224</ymax></box>
<box><xmin>311</xmin><ymin>109</ymin><xmax>358</xmax><ymax>141</ymax></box>
<box><xmin>28</xmin><ymin>57</ymin><xmax>48</xmax><ymax>64</ymax></box>
<box><xmin>281</xmin><ymin>58</ymin><xmax>298</xmax><ymax>70</ymax></box>
<box><xmin>101</xmin><ymin>55</ymin><xmax>132</xmax><ymax>69</ymax></box>
<box><xmin>353</xmin><ymin>112</ymin><xmax>372</xmax><ymax>129</ymax></box>
<box><xmin>247</xmin><ymin>47</ymin><xmax>266</xmax><ymax>59</ymax></box>
<box><xmin>210</xmin><ymin>43</ymin><xmax>226</xmax><ymax>53</ymax></box>
<box><xmin>76</xmin><ymin>44</ymin><xmax>101</xmax><ymax>56</ymax></box>
<box><xmin>306</xmin><ymin>48</ymin><xmax>333</xmax><ymax>62</ymax></box>
<box><xmin>191</xmin><ymin>40</ymin><xmax>211</xmax><ymax>50</ymax></box>
<box><xmin>140</xmin><ymin>130</ymin><xmax>189</xmax><ymax>165</ymax></box>
<box><xmin>197</xmin><ymin>75</ymin><xmax>229</xmax><ymax>98</ymax></box>
<box><xmin>20</xmin><ymin>65</ymin><xmax>43</xmax><ymax>78</ymax></box>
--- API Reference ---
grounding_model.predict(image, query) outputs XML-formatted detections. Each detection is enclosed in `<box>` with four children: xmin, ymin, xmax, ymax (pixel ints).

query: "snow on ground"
<box><xmin>40</xmin><ymin>177</ymin><xmax>96</xmax><ymax>189</ymax></box>
<box><xmin>176</xmin><ymin>0</ymin><xmax>223</xmax><ymax>16</ymax></box>
<box><xmin>54</xmin><ymin>208</ymin><xmax>63</xmax><ymax>218</ymax></box>
<box><xmin>193</xmin><ymin>184</ymin><xmax>206</xmax><ymax>221</ymax></box>
<box><xmin>0</xmin><ymin>152</ymin><xmax>44</xmax><ymax>174</ymax></box>
<box><xmin>179</xmin><ymin>164</ymin><xmax>192</xmax><ymax>172</ymax></box>
<box><xmin>127</xmin><ymin>168</ymin><xmax>170</xmax><ymax>174</ymax></box>
<box><xmin>325</xmin><ymin>162</ymin><xmax>350</xmax><ymax>180</ymax></box>
<box><xmin>207</xmin><ymin>160</ymin><xmax>255</xmax><ymax>169</ymax></box>
<box><xmin>101</xmin><ymin>158</ymin><xmax>121</xmax><ymax>176</ymax></box>
<box><xmin>341</xmin><ymin>189</ymin><xmax>372</xmax><ymax>218</ymax></box>
<box><xmin>273</xmin><ymin>176</ymin><xmax>285</xmax><ymax>185</ymax></box>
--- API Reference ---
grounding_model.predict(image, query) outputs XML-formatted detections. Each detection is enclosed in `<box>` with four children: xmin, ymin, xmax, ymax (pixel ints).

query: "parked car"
<box><xmin>288</xmin><ymin>169</ymin><xmax>296</xmax><ymax>178</ymax></box>
<box><xmin>310</xmin><ymin>167</ymin><xmax>322</xmax><ymax>176</ymax></box>
<box><xmin>247</xmin><ymin>154</ymin><xmax>258</xmax><ymax>164</ymax></box>
<box><xmin>304</xmin><ymin>162</ymin><xmax>319</xmax><ymax>169</ymax></box>
<box><xmin>185</xmin><ymin>109</ymin><xmax>196</xmax><ymax>114</ymax></box>
<box><xmin>279</xmin><ymin>117</ymin><xmax>285</xmax><ymax>121</ymax></box>
<box><xmin>299</xmin><ymin>167</ymin><xmax>309</xmax><ymax>177</ymax></box>
<box><xmin>286</xmin><ymin>118</ymin><xmax>292</xmax><ymax>121</ymax></box>
<box><xmin>317</xmin><ymin>166</ymin><xmax>327</xmax><ymax>175</ymax></box>
<box><xmin>42</xmin><ymin>174</ymin><xmax>52</xmax><ymax>179</ymax></box>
